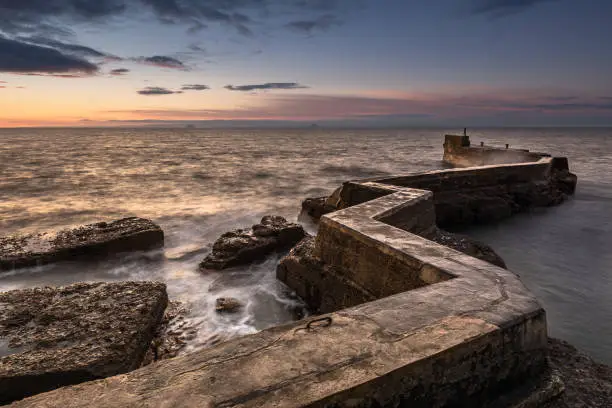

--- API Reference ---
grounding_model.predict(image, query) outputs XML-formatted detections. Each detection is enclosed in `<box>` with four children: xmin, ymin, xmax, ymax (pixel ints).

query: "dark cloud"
<box><xmin>181</xmin><ymin>84</ymin><xmax>210</xmax><ymax>91</ymax></box>
<box><xmin>15</xmin><ymin>36</ymin><xmax>117</xmax><ymax>59</ymax></box>
<box><xmin>138</xmin><ymin>86</ymin><xmax>182</xmax><ymax>95</ymax></box>
<box><xmin>0</xmin><ymin>1</ymin><xmax>348</xmax><ymax>37</ymax></box>
<box><xmin>286</xmin><ymin>14</ymin><xmax>341</xmax><ymax>34</ymax></box>
<box><xmin>188</xmin><ymin>44</ymin><xmax>207</xmax><ymax>53</ymax></box>
<box><xmin>137</xmin><ymin>55</ymin><xmax>187</xmax><ymax>70</ymax></box>
<box><xmin>0</xmin><ymin>36</ymin><xmax>99</xmax><ymax>75</ymax></box>
<box><xmin>224</xmin><ymin>82</ymin><xmax>309</xmax><ymax>91</ymax></box>
<box><xmin>110</xmin><ymin>68</ymin><xmax>130</xmax><ymax>75</ymax></box>
<box><xmin>471</xmin><ymin>0</ymin><xmax>559</xmax><ymax>16</ymax></box>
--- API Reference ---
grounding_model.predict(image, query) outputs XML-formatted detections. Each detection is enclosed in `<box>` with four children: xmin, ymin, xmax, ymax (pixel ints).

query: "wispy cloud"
<box><xmin>110</xmin><ymin>68</ymin><xmax>130</xmax><ymax>76</ymax></box>
<box><xmin>286</xmin><ymin>14</ymin><xmax>342</xmax><ymax>34</ymax></box>
<box><xmin>137</xmin><ymin>86</ymin><xmax>182</xmax><ymax>95</ymax></box>
<box><xmin>471</xmin><ymin>0</ymin><xmax>560</xmax><ymax>17</ymax></box>
<box><xmin>137</xmin><ymin>55</ymin><xmax>185</xmax><ymax>69</ymax></box>
<box><xmin>181</xmin><ymin>84</ymin><xmax>210</xmax><ymax>91</ymax></box>
<box><xmin>224</xmin><ymin>82</ymin><xmax>309</xmax><ymax>92</ymax></box>
<box><xmin>136</xmin><ymin>55</ymin><xmax>187</xmax><ymax>70</ymax></box>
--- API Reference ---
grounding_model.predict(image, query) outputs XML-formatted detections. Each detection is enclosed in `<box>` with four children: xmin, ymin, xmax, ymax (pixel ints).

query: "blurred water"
<box><xmin>0</xmin><ymin>127</ymin><xmax>611</xmax><ymax>362</ymax></box>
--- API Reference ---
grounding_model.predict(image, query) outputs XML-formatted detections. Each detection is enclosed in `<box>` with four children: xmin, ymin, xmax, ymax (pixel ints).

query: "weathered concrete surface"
<box><xmin>199</xmin><ymin>215</ymin><xmax>306</xmax><ymax>270</ymax></box>
<box><xmin>0</xmin><ymin>217</ymin><xmax>164</xmax><ymax>271</ymax></box>
<box><xmin>0</xmin><ymin>281</ymin><xmax>168</xmax><ymax>404</ymax></box>
<box><xmin>8</xmin><ymin>308</ymin><xmax>547</xmax><ymax>408</ymax></box>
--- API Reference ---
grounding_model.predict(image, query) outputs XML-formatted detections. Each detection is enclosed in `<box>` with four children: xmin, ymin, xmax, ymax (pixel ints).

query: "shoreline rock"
<box><xmin>199</xmin><ymin>216</ymin><xmax>306</xmax><ymax>270</ymax></box>
<box><xmin>0</xmin><ymin>281</ymin><xmax>168</xmax><ymax>404</ymax></box>
<box><xmin>543</xmin><ymin>338</ymin><xmax>612</xmax><ymax>407</ymax></box>
<box><xmin>0</xmin><ymin>217</ymin><xmax>164</xmax><ymax>271</ymax></box>
<box><xmin>425</xmin><ymin>227</ymin><xmax>507</xmax><ymax>269</ymax></box>
<box><xmin>215</xmin><ymin>297</ymin><xmax>243</xmax><ymax>313</ymax></box>
<box><xmin>141</xmin><ymin>301</ymin><xmax>196</xmax><ymax>366</ymax></box>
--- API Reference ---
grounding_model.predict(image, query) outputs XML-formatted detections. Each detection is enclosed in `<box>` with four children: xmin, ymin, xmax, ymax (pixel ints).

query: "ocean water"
<box><xmin>1</xmin><ymin>127</ymin><xmax>611</xmax><ymax>362</ymax></box>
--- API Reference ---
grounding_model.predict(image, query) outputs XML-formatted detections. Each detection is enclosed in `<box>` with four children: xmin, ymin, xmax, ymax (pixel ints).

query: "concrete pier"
<box><xmin>9</xmin><ymin>136</ymin><xmax>577</xmax><ymax>407</ymax></box>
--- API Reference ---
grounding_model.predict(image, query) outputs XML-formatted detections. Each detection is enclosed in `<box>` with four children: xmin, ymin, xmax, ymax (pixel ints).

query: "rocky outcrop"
<box><xmin>215</xmin><ymin>297</ymin><xmax>243</xmax><ymax>313</ymax></box>
<box><xmin>0</xmin><ymin>217</ymin><xmax>164</xmax><ymax>271</ymax></box>
<box><xmin>426</xmin><ymin>227</ymin><xmax>507</xmax><ymax>269</ymax></box>
<box><xmin>300</xmin><ymin>187</ymin><xmax>342</xmax><ymax>222</ymax></box>
<box><xmin>0</xmin><ymin>281</ymin><xmax>168</xmax><ymax>404</ymax></box>
<box><xmin>301</xmin><ymin>197</ymin><xmax>336</xmax><ymax>220</ymax></box>
<box><xmin>141</xmin><ymin>301</ymin><xmax>196</xmax><ymax>366</ymax></box>
<box><xmin>542</xmin><ymin>338</ymin><xmax>612</xmax><ymax>408</ymax></box>
<box><xmin>199</xmin><ymin>216</ymin><xmax>306</xmax><ymax>270</ymax></box>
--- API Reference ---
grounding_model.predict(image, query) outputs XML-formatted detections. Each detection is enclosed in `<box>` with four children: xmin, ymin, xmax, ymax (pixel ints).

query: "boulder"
<box><xmin>300</xmin><ymin>197</ymin><xmax>336</xmax><ymax>220</ymax></box>
<box><xmin>0</xmin><ymin>281</ymin><xmax>168</xmax><ymax>404</ymax></box>
<box><xmin>0</xmin><ymin>217</ymin><xmax>164</xmax><ymax>271</ymax></box>
<box><xmin>300</xmin><ymin>187</ymin><xmax>342</xmax><ymax>221</ymax></box>
<box><xmin>199</xmin><ymin>216</ymin><xmax>306</xmax><ymax>270</ymax></box>
<box><xmin>215</xmin><ymin>297</ymin><xmax>243</xmax><ymax>313</ymax></box>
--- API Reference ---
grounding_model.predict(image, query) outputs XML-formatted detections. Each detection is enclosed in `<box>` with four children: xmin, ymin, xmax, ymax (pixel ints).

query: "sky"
<box><xmin>1</xmin><ymin>0</ymin><xmax>611</xmax><ymax>127</ymax></box>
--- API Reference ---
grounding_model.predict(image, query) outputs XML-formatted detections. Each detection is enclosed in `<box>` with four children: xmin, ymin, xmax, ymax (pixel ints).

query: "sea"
<box><xmin>1</xmin><ymin>127</ymin><xmax>611</xmax><ymax>363</ymax></box>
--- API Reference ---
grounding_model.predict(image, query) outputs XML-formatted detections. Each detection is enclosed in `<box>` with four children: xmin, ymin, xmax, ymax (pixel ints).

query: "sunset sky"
<box><xmin>1</xmin><ymin>0</ymin><xmax>611</xmax><ymax>127</ymax></box>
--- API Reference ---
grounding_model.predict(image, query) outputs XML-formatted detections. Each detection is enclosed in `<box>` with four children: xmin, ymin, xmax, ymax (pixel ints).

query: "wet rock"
<box><xmin>541</xmin><ymin>338</ymin><xmax>612</xmax><ymax>408</ymax></box>
<box><xmin>0</xmin><ymin>217</ymin><xmax>164</xmax><ymax>271</ymax></box>
<box><xmin>199</xmin><ymin>216</ymin><xmax>306</xmax><ymax>270</ymax></box>
<box><xmin>215</xmin><ymin>297</ymin><xmax>243</xmax><ymax>313</ymax></box>
<box><xmin>426</xmin><ymin>227</ymin><xmax>507</xmax><ymax>269</ymax></box>
<box><xmin>300</xmin><ymin>187</ymin><xmax>342</xmax><ymax>221</ymax></box>
<box><xmin>141</xmin><ymin>301</ymin><xmax>197</xmax><ymax>366</ymax></box>
<box><xmin>0</xmin><ymin>281</ymin><xmax>168</xmax><ymax>404</ymax></box>
<box><xmin>301</xmin><ymin>197</ymin><xmax>336</xmax><ymax>220</ymax></box>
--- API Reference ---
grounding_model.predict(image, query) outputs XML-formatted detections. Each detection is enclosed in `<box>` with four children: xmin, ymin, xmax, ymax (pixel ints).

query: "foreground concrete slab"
<box><xmin>0</xmin><ymin>281</ymin><xmax>168</xmax><ymax>404</ymax></box>
<box><xmin>0</xmin><ymin>217</ymin><xmax>164</xmax><ymax>271</ymax></box>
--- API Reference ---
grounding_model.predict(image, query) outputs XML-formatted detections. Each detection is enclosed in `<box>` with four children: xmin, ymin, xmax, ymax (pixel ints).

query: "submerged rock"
<box><xmin>199</xmin><ymin>216</ymin><xmax>306</xmax><ymax>270</ymax></box>
<box><xmin>215</xmin><ymin>297</ymin><xmax>243</xmax><ymax>313</ymax></box>
<box><xmin>0</xmin><ymin>217</ymin><xmax>164</xmax><ymax>271</ymax></box>
<box><xmin>0</xmin><ymin>281</ymin><xmax>168</xmax><ymax>404</ymax></box>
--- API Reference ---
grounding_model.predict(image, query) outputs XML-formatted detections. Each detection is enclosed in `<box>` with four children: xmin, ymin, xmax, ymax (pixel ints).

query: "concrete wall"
<box><xmin>443</xmin><ymin>134</ymin><xmax>548</xmax><ymax>168</ymax></box>
<box><xmin>337</xmin><ymin>157</ymin><xmax>571</xmax><ymax>227</ymax></box>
